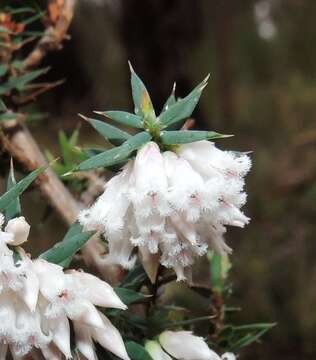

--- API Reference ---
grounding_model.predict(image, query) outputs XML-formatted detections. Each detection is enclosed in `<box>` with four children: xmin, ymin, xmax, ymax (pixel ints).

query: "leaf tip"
<box><xmin>78</xmin><ymin>113</ymin><xmax>88</xmax><ymax>121</ymax></box>
<box><xmin>128</xmin><ymin>60</ymin><xmax>135</xmax><ymax>74</ymax></box>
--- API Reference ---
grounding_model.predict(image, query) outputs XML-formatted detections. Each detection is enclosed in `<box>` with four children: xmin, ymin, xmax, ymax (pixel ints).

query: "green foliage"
<box><xmin>5</xmin><ymin>161</ymin><xmax>21</xmax><ymax>220</ymax></box>
<box><xmin>159</xmin><ymin>75</ymin><xmax>209</xmax><ymax>128</ymax></box>
<box><xmin>96</xmin><ymin>111</ymin><xmax>144</xmax><ymax>129</ymax></box>
<box><xmin>217</xmin><ymin>323</ymin><xmax>276</xmax><ymax>352</ymax></box>
<box><xmin>125</xmin><ymin>341</ymin><xmax>153</xmax><ymax>360</ymax></box>
<box><xmin>79</xmin><ymin>114</ymin><xmax>131</xmax><ymax>145</ymax></box>
<box><xmin>76</xmin><ymin>65</ymin><xmax>227</xmax><ymax>173</ymax></box>
<box><xmin>160</xmin><ymin>130</ymin><xmax>232</xmax><ymax>145</ymax></box>
<box><xmin>0</xmin><ymin>166</ymin><xmax>45</xmax><ymax>212</ymax></box>
<box><xmin>76</xmin><ymin>131</ymin><xmax>151</xmax><ymax>171</ymax></box>
<box><xmin>114</xmin><ymin>287</ymin><xmax>148</xmax><ymax>306</ymax></box>
<box><xmin>39</xmin><ymin>222</ymin><xmax>95</xmax><ymax>266</ymax></box>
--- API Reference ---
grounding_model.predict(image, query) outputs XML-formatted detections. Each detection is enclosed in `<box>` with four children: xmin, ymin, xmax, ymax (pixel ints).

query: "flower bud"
<box><xmin>5</xmin><ymin>217</ymin><xmax>30</xmax><ymax>246</ymax></box>
<box><xmin>159</xmin><ymin>331</ymin><xmax>221</xmax><ymax>360</ymax></box>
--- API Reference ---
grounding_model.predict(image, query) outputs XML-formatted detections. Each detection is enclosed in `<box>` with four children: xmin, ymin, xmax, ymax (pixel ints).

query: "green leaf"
<box><xmin>76</xmin><ymin>131</ymin><xmax>151</xmax><ymax>171</ymax></box>
<box><xmin>120</xmin><ymin>264</ymin><xmax>148</xmax><ymax>290</ymax></box>
<box><xmin>0</xmin><ymin>64</ymin><xmax>8</xmax><ymax>77</ymax></box>
<box><xmin>62</xmin><ymin>221</ymin><xmax>83</xmax><ymax>241</ymax></box>
<box><xmin>125</xmin><ymin>341</ymin><xmax>153</xmax><ymax>360</ymax></box>
<box><xmin>160</xmin><ymin>130</ymin><xmax>232</xmax><ymax>145</ymax></box>
<box><xmin>5</xmin><ymin>161</ymin><xmax>21</xmax><ymax>220</ymax></box>
<box><xmin>0</xmin><ymin>112</ymin><xmax>18</xmax><ymax>121</ymax></box>
<box><xmin>114</xmin><ymin>287</ymin><xmax>148</xmax><ymax>305</ymax></box>
<box><xmin>0</xmin><ymin>68</ymin><xmax>48</xmax><ymax>95</ymax></box>
<box><xmin>0</xmin><ymin>166</ymin><xmax>45</xmax><ymax>212</ymax></box>
<box><xmin>162</xmin><ymin>82</ymin><xmax>176</xmax><ymax>112</ymax></box>
<box><xmin>0</xmin><ymin>99</ymin><xmax>7</xmax><ymax>112</ymax></box>
<box><xmin>22</xmin><ymin>10</ymin><xmax>45</xmax><ymax>25</ymax></box>
<box><xmin>159</xmin><ymin>75</ymin><xmax>209</xmax><ymax>128</ymax></box>
<box><xmin>129</xmin><ymin>62</ymin><xmax>155</xmax><ymax>119</ymax></box>
<box><xmin>95</xmin><ymin>110</ymin><xmax>143</xmax><ymax>129</ymax></box>
<box><xmin>80</xmin><ymin>114</ymin><xmax>131</xmax><ymax>145</ymax></box>
<box><xmin>39</xmin><ymin>229</ymin><xmax>95</xmax><ymax>265</ymax></box>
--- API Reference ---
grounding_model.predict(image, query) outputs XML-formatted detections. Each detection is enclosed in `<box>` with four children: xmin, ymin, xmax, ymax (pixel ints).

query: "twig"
<box><xmin>23</xmin><ymin>0</ymin><xmax>76</xmax><ymax>69</ymax></box>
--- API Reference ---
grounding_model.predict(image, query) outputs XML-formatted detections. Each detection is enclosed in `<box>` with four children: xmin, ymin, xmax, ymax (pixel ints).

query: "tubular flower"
<box><xmin>0</xmin><ymin>213</ymin><xmax>129</xmax><ymax>360</ymax></box>
<box><xmin>79</xmin><ymin>140</ymin><xmax>251</xmax><ymax>280</ymax></box>
<box><xmin>145</xmin><ymin>331</ymin><xmax>236</xmax><ymax>360</ymax></box>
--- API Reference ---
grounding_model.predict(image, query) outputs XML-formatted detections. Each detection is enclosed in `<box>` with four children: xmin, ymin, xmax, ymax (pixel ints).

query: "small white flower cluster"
<box><xmin>146</xmin><ymin>330</ymin><xmax>236</xmax><ymax>360</ymax></box>
<box><xmin>0</xmin><ymin>214</ymin><xmax>129</xmax><ymax>360</ymax></box>
<box><xmin>79</xmin><ymin>140</ymin><xmax>251</xmax><ymax>280</ymax></box>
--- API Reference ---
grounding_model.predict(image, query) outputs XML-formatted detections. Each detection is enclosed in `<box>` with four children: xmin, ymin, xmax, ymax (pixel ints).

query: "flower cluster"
<box><xmin>0</xmin><ymin>214</ymin><xmax>129</xmax><ymax>360</ymax></box>
<box><xmin>146</xmin><ymin>330</ymin><xmax>235</xmax><ymax>360</ymax></box>
<box><xmin>79</xmin><ymin>140</ymin><xmax>251</xmax><ymax>280</ymax></box>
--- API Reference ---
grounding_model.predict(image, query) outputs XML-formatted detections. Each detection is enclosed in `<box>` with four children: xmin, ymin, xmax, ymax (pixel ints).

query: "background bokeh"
<box><xmin>16</xmin><ymin>1</ymin><xmax>316</xmax><ymax>359</ymax></box>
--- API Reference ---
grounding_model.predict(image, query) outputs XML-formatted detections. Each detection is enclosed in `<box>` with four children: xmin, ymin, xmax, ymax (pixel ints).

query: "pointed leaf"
<box><xmin>5</xmin><ymin>162</ymin><xmax>21</xmax><ymax>220</ymax></box>
<box><xmin>125</xmin><ymin>341</ymin><xmax>153</xmax><ymax>360</ymax></box>
<box><xmin>159</xmin><ymin>75</ymin><xmax>209</xmax><ymax>128</ymax></box>
<box><xmin>114</xmin><ymin>288</ymin><xmax>148</xmax><ymax>305</ymax></box>
<box><xmin>95</xmin><ymin>111</ymin><xmax>143</xmax><ymax>129</ymax></box>
<box><xmin>129</xmin><ymin>62</ymin><xmax>155</xmax><ymax>119</ymax></box>
<box><xmin>0</xmin><ymin>68</ymin><xmax>48</xmax><ymax>95</ymax></box>
<box><xmin>160</xmin><ymin>130</ymin><xmax>232</xmax><ymax>145</ymax></box>
<box><xmin>0</xmin><ymin>166</ymin><xmax>45</xmax><ymax>212</ymax></box>
<box><xmin>39</xmin><ymin>230</ymin><xmax>95</xmax><ymax>265</ymax></box>
<box><xmin>76</xmin><ymin>131</ymin><xmax>151</xmax><ymax>171</ymax></box>
<box><xmin>162</xmin><ymin>82</ymin><xmax>176</xmax><ymax>112</ymax></box>
<box><xmin>62</xmin><ymin>221</ymin><xmax>83</xmax><ymax>241</ymax></box>
<box><xmin>80</xmin><ymin>114</ymin><xmax>131</xmax><ymax>145</ymax></box>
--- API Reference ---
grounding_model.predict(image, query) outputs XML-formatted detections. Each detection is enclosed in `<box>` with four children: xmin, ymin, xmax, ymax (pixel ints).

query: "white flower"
<box><xmin>158</xmin><ymin>331</ymin><xmax>221</xmax><ymax>360</ymax></box>
<box><xmin>79</xmin><ymin>140</ymin><xmax>251</xmax><ymax>281</ymax></box>
<box><xmin>221</xmin><ymin>353</ymin><xmax>236</xmax><ymax>360</ymax></box>
<box><xmin>0</xmin><ymin>215</ymin><xmax>129</xmax><ymax>360</ymax></box>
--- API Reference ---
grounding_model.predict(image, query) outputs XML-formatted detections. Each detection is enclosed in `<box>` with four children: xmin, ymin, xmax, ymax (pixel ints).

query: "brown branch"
<box><xmin>23</xmin><ymin>0</ymin><xmax>76</xmax><ymax>69</ymax></box>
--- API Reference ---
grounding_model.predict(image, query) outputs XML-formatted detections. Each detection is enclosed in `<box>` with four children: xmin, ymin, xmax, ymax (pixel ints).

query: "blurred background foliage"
<box><xmin>1</xmin><ymin>0</ymin><xmax>316</xmax><ymax>358</ymax></box>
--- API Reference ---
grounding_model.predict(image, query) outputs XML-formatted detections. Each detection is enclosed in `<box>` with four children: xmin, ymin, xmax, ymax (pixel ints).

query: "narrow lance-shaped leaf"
<box><xmin>95</xmin><ymin>110</ymin><xmax>144</xmax><ymax>129</ymax></box>
<box><xmin>5</xmin><ymin>161</ymin><xmax>21</xmax><ymax>220</ymax></box>
<box><xmin>0</xmin><ymin>166</ymin><xmax>45</xmax><ymax>212</ymax></box>
<box><xmin>162</xmin><ymin>82</ymin><xmax>176</xmax><ymax>112</ymax></box>
<box><xmin>114</xmin><ymin>288</ymin><xmax>148</xmax><ymax>305</ymax></box>
<box><xmin>56</xmin><ymin>222</ymin><xmax>84</xmax><ymax>268</ymax></box>
<box><xmin>79</xmin><ymin>114</ymin><xmax>131</xmax><ymax>145</ymax></box>
<box><xmin>0</xmin><ymin>68</ymin><xmax>49</xmax><ymax>95</ymax></box>
<box><xmin>76</xmin><ymin>131</ymin><xmax>151</xmax><ymax>171</ymax></box>
<box><xmin>129</xmin><ymin>61</ymin><xmax>155</xmax><ymax>119</ymax></box>
<box><xmin>39</xmin><ymin>229</ymin><xmax>95</xmax><ymax>265</ymax></box>
<box><xmin>125</xmin><ymin>341</ymin><xmax>153</xmax><ymax>360</ymax></box>
<box><xmin>160</xmin><ymin>130</ymin><xmax>233</xmax><ymax>145</ymax></box>
<box><xmin>159</xmin><ymin>75</ymin><xmax>210</xmax><ymax>128</ymax></box>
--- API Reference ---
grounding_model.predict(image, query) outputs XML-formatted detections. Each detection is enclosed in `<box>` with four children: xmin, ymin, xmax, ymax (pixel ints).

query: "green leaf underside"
<box><xmin>76</xmin><ymin>131</ymin><xmax>151</xmax><ymax>171</ymax></box>
<box><xmin>5</xmin><ymin>163</ymin><xmax>21</xmax><ymax>220</ymax></box>
<box><xmin>39</xmin><ymin>229</ymin><xmax>95</xmax><ymax>265</ymax></box>
<box><xmin>85</xmin><ymin>116</ymin><xmax>131</xmax><ymax>144</ymax></box>
<box><xmin>0</xmin><ymin>166</ymin><xmax>45</xmax><ymax>212</ymax></box>
<box><xmin>125</xmin><ymin>341</ymin><xmax>153</xmax><ymax>360</ymax></box>
<box><xmin>160</xmin><ymin>130</ymin><xmax>231</xmax><ymax>145</ymax></box>
<box><xmin>99</xmin><ymin>111</ymin><xmax>143</xmax><ymax>129</ymax></box>
<box><xmin>159</xmin><ymin>75</ymin><xmax>209</xmax><ymax>128</ymax></box>
<box><xmin>114</xmin><ymin>287</ymin><xmax>147</xmax><ymax>305</ymax></box>
<box><xmin>129</xmin><ymin>63</ymin><xmax>155</xmax><ymax>119</ymax></box>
